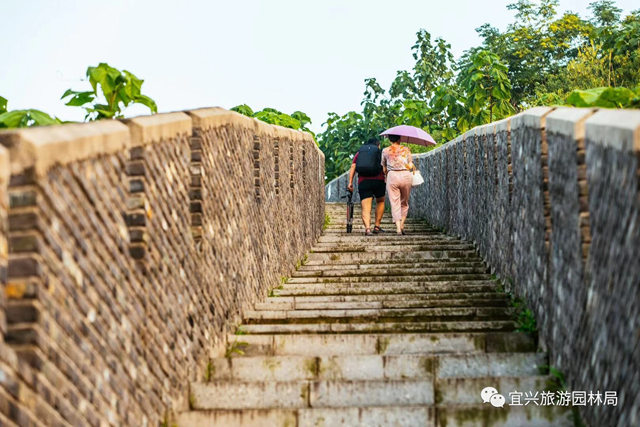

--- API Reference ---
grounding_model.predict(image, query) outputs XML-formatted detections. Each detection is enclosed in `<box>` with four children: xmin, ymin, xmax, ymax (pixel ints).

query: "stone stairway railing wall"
<box><xmin>324</xmin><ymin>107</ymin><xmax>639</xmax><ymax>426</ymax></box>
<box><xmin>0</xmin><ymin>108</ymin><xmax>325</xmax><ymax>426</ymax></box>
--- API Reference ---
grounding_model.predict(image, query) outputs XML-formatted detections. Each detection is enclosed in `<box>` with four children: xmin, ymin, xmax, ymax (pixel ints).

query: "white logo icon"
<box><xmin>481</xmin><ymin>386</ymin><xmax>505</xmax><ymax>408</ymax></box>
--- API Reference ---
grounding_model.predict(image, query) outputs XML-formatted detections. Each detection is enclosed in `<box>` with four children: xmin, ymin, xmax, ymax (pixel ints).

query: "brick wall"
<box><xmin>324</xmin><ymin>107</ymin><xmax>640</xmax><ymax>426</ymax></box>
<box><xmin>0</xmin><ymin>108</ymin><xmax>325</xmax><ymax>426</ymax></box>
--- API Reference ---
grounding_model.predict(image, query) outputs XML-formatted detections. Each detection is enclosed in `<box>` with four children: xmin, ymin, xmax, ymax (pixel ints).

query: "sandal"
<box><xmin>373</xmin><ymin>225</ymin><xmax>384</xmax><ymax>234</ymax></box>
<box><xmin>365</xmin><ymin>228</ymin><xmax>373</xmax><ymax>236</ymax></box>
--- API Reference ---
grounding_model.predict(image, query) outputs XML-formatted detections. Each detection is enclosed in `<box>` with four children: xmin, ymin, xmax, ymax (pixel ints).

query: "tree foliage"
<box><xmin>0</xmin><ymin>96</ymin><xmax>61</xmax><ymax>128</ymax></box>
<box><xmin>62</xmin><ymin>63</ymin><xmax>157</xmax><ymax>120</ymax></box>
<box><xmin>231</xmin><ymin>104</ymin><xmax>315</xmax><ymax>137</ymax></box>
<box><xmin>318</xmin><ymin>0</ymin><xmax>640</xmax><ymax>182</ymax></box>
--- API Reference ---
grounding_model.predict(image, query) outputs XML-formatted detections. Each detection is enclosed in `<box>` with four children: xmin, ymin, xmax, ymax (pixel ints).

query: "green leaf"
<box><xmin>231</xmin><ymin>104</ymin><xmax>254</xmax><ymax>117</ymax></box>
<box><xmin>0</xmin><ymin>110</ymin><xmax>26</xmax><ymax>128</ymax></box>
<box><xmin>0</xmin><ymin>109</ymin><xmax>59</xmax><ymax>128</ymax></box>
<box><xmin>593</xmin><ymin>87</ymin><xmax>634</xmax><ymax>108</ymax></box>
<box><xmin>135</xmin><ymin>94</ymin><xmax>158</xmax><ymax>113</ymax></box>
<box><xmin>63</xmin><ymin>91</ymin><xmax>95</xmax><ymax>106</ymax></box>
<box><xmin>565</xmin><ymin>87</ymin><xmax>607</xmax><ymax>107</ymax></box>
<box><xmin>27</xmin><ymin>109</ymin><xmax>60</xmax><ymax>126</ymax></box>
<box><xmin>0</xmin><ymin>96</ymin><xmax>7</xmax><ymax>114</ymax></box>
<box><xmin>65</xmin><ymin>62</ymin><xmax>157</xmax><ymax>121</ymax></box>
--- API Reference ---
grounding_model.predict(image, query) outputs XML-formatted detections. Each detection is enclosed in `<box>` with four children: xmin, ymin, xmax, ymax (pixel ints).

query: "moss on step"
<box><xmin>225</xmin><ymin>340</ymin><xmax>248</xmax><ymax>358</ymax></box>
<box><xmin>303</xmin><ymin>357</ymin><xmax>319</xmax><ymax>378</ymax></box>
<box><xmin>323</xmin><ymin>213</ymin><xmax>331</xmax><ymax>231</ymax></box>
<box><xmin>376</xmin><ymin>336</ymin><xmax>391</xmax><ymax>354</ymax></box>
<box><xmin>204</xmin><ymin>360</ymin><xmax>215</xmax><ymax>382</ymax></box>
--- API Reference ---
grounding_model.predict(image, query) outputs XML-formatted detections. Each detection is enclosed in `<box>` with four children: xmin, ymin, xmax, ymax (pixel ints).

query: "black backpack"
<box><xmin>355</xmin><ymin>143</ymin><xmax>382</xmax><ymax>177</ymax></box>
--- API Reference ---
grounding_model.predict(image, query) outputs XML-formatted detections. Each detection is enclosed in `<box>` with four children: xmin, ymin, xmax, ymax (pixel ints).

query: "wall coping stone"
<box><xmin>422</xmin><ymin>142</ymin><xmax>448</xmax><ymax>158</ymax></box>
<box><xmin>188</xmin><ymin>107</ymin><xmax>312</xmax><ymax>141</ymax></box>
<box><xmin>584</xmin><ymin>109</ymin><xmax>640</xmax><ymax>152</ymax></box>
<box><xmin>0</xmin><ymin>120</ymin><xmax>130</xmax><ymax>176</ymax></box>
<box><xmin>125</xmin><ymin>112</ymin><xmax>192</xmax><ymax>147</ymax></box>
<box><xmin>511</xmin><ymin>106</ymin><xmax>555</xmax><ymax>129</ymax></box>
<box><xmin>480</xmin><ymin>122</ymin><xmax>497</xmax><ymax>136</ymax></box>
<box><xmin>0</xmin><ymin>145</ymin><xmax>8</xmax><ymax>184</ymax></box>
<box><xmin>463</xmin><ymin>128</ymin><xmax>476</xmax><ymax>141</ymax></box>
<box><xmin>495</xmin><ymin>116</ymin><xmax>512</xmax><ymax>132</ymax></box>
<box><xmin>546</xmin><ymin>107</ymin><xmax>597</xmax><ymax>140</ymax></box>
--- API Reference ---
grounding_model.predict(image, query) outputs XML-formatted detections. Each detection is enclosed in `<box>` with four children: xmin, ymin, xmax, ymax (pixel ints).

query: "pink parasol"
<box><xmin>380</xmin><ymin>125</ymin><xmax>436</xmax><ymax>147</ymax></box>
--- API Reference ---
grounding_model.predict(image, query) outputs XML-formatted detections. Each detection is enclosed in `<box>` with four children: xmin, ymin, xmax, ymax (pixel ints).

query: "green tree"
<box><xmin>318</xmin><ymin>1</ymin><xmax>640</xmax><ymax>181</ymax></box>
<box><xmin>456</xmin><ymin>50</ymin><xmax>515</xmax><ymax>130</ymax></box>
<box><xmin>231</xmin><ymin>105</ymin><xmax>315</xmax><ymax>136</ymax></box>
<box><xmin>0</xmin><ymin>96</ymin><xmax>61</xmax><ymax>129</ymax></box>
<box><xmin>62</xmin><ymin>63</ymin><xmax>157</xmax><ymax>120</ymax></box>
<box><xmin>318</xmin><ymin>29</ymin><xmax>457</xmax><ymax>182</ymax></box>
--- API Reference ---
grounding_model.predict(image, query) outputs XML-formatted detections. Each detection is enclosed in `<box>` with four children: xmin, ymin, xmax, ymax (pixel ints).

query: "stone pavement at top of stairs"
<box><xmin>177</xmin><ymin>203</ymin><xmax>573</xmax><ymax>427</ymax></box>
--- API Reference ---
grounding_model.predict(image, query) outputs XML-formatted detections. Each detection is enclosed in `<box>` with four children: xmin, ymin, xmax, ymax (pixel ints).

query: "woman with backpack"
<box><xmin>347</xmin><ymin>137</ymin><xmax>386</xmax><ymax>236</ymax></box>
<box><xmin>381</xmin><ymin>134</ymin><xmax>416</xmax><ymax>235</ymax></box>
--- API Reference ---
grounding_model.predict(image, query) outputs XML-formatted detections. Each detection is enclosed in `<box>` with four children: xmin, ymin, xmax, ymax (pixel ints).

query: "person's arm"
<box><xmin>347</xmin><ymin>163</ymin><xmax>356</xmax><ymax>192</ymax></box>
<box><xmin>381</xmin><ymin>150</ymin><xmax>388</xmax><ymax>177</ymax></box>
<box><xmin>408</xmin><ymin>151</ymin><xmax>416</xmax><ymax>173</ymax></box>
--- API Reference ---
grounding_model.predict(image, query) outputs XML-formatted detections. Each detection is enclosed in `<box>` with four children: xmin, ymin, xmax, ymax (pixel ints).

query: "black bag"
<box><xmin>355</xmin><ymin>144</ymin><xmax>382</xmax><ymax>177</ymax></box>
<box><xmin>343</xmin><ymin>190</ymin><xmax>354</xmax><ymax>233</ymax></box>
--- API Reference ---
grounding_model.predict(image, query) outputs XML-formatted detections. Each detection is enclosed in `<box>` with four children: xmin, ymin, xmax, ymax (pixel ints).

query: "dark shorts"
<box><xmin>358</xmin><ymin>179</ymin><xmax>385</xmax><ymax>200</ymax></box>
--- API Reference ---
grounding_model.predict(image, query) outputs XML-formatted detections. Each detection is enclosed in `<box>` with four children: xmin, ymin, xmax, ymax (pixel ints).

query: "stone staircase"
<box><xmin>177</xmin><ymin>203</ymin><xmax>573</xmax><ymax>426</ymax></box>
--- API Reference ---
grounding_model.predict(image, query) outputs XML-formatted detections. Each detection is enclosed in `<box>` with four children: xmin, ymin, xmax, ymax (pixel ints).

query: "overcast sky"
<box><xmin>1</xmin><ymin>0</ymin><xmax>637</xmax><ymax>132</ymax></box>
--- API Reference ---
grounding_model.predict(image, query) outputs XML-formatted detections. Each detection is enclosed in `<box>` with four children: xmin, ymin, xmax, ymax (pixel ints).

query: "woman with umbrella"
<box><xmin>380</xmin><ymin>125</ymin><xmax>435</xmax><ymax>235</ymax></box>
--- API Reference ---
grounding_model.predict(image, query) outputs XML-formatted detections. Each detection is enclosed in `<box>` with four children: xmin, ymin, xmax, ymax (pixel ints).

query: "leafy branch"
<box><xmin>62</xmin><ymin>63</ymin><xmax>157</xmax><ymax>120</ymax></box>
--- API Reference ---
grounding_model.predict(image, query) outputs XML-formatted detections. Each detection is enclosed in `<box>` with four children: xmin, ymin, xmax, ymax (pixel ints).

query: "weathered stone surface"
<box><xmin>323</xmin><ymin>106</ymin><xmax>639</xmax><ymax>425</ymax></box>
<box><xmin>181</xmin><ymin>205</ymin><xmax>568</xmax><ymax>426</ymax></box>
<box><xmin>495</xmin><ymin>117</ymin><xmax>514</xmax><ymax>285</ymax></box>
<box><xmin>546</xmin><ymin>107</ymin><xmax>595</xmax><ymax>378</ymax></box>
<box><xmin>509</xmin><ymin>107</ymin><xmax>555</xmax><ymax>346</ymax></box>
<box><xmin>578</xmin><ymin>109</ymin><xmax>640</xmax><ymax>427</ymax></box>
<box><xmin>0</xmin><ymin>108</ymin><xmax>324</xmax><ymax>425</ymax></box>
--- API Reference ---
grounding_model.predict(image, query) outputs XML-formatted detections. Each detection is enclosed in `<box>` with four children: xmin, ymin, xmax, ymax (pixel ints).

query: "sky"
<box><xmin>1</xmin><ymin>0</ymin><xmax>638</xmax><ymax>132</ymax></box>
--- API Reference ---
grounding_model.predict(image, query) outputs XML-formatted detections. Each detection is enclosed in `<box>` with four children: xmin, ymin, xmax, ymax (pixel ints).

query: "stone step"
<box><xmin>436</xmin><ymin>405</ymin><xmax>573</xmax><ymax>426</ymax></box>
<box><xmin>322</xmin><ymin>231</ymin><xmax>443</xmax><ymax>237</ymax></box>
<box><xmin>313</xmin><ymin>239</ymin><xmax>465</xmax><ymax>248</ymax></box>
<box><xmin>226</xmin><ymin>332</ymin><xmax>536</xmax><ymax>357</ymax></box>
<box><xmin>316</xmin><ymin>233</ymin><xmax>460</xmax><ymax>246</ymax></box>
<box><xmin>243</xmin><ymin>307</ymin><xmax>513</xmax><ymax>324</ymax></box>
<box><xmin>254</xmin><ymin>297</ymin><xmax>509</xmax><ymax>311</ymax></box>
<box><xmin>207</xmin><ymin>353</ymin><xmax>544</xmax><ymax>382</ymax></box>
<box><xmin>190</xmin><ymin>379</ymin><xmax>435</xmax><ymax>409</ymax></box>
<box><xmin>177</xmin><ymin>405</ymin><xmax>572</xmax><ymax>427</ymax></box>
<box><xmin>324</xmin><ymin>229</ymin><xmax>438</xmax><ymax>235</ymax></box>
<box><xmin>176</xmin><ymin>407</ymin><xmax>434</xmax><ymax>427</ymax></box>
<box><xmin>319</xmin><ymin>232</ymin><xmax>449</xmax><ymax>241</ymax></box>
<box><xmin>299</xmin><ymin>260</ymin><xmax>486</xmax><ymax>270</ymax></box>
<box><xmin>310</xmin><ymin>244</ymin><xmax>476</xmax><ymax>252</ymax></box>
<box><xmin>291</xmin><ymin>266</ymin><xmax>488</xmax><ymax>278</ymax></box>
<box><xmin>274</xmin><ymin>282</ymin><xmax>499</xmax><ymax>297</ymax></box>
<box><xmin>208</xmin><ymin>354</ymin><xmax>435</xmax><ymax>382</ymax></box>
<box><xmin>258</xmin><ymin>292</ymin><xmax>509</xmax><ymax>304</ymax></box>
<box><xmin>307</xmin><ymin>251</ymin><xmax>480</xmax><ymax>263</ymax></box>
<box><xmin>239</xmin><ymin>320</ymin><xmax>517</xmax><ymax>335</ymax></box>
<box><xmin>437</xmin><ymin>375</ymin><xmax>552</xmax><ymax>405</ymax></box>
<box><xmin>286</xmin><ymin>273</ymin><xmax>492</xmax><ymax>284</ymax></box>
<box><xmin>324</xmin><ymin>220</ymin><xmax>434</xmax><ymax>225</ymax></box>
<box><xmin>322</xmin><ymin>221</ymin><xmax>437</xmax><ymax>227</ymax></box>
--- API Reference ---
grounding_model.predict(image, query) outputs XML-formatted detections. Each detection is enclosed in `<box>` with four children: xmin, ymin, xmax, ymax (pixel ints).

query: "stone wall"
<box><xmin>0</xmin><ymin>108</ymin><xmax>325</xmax><ymax>426</ymax></box>
<box><xmin>324</xmin><ymin>107</ymin><xmax>639</xmax><ymax>426</ymax></box>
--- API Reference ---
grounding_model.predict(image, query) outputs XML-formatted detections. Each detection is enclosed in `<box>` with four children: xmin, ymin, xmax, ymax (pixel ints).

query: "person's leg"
<box><xmin>386</xmin><ymin>174</ymin><xmax>403</xmax><ymax>234</ymax></box>
<box><xmin>361</xmin><ymin>197</ymin><xmax>372</xmax><ymax>231</ymax></box>
<box><xmin>399</xmin><ymin>174</ymin><xmax>412</xmax><ymax>231</ymax></box>
<box><xmin>374</xmin><ymin>197</ymin><xmax>385</xmax><ymax>228</ymax></box>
